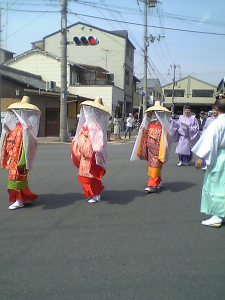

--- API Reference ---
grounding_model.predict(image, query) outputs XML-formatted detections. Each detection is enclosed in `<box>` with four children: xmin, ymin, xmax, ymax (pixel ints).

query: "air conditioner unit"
<box><xmin>46</xmin><ymin>81</ymin><xmax>56</xmax><ymax>90</ymax></box>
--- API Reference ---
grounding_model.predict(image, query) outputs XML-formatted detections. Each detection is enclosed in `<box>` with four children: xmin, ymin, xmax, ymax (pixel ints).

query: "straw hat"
<box><xmin>7</xmin><ymin>96</ymin><xmax>40</xmax><ymax>112</ymax></box>
<box><xmin>81</xmin><ymin>97</ymin><xmax>109</xmax><ymax>114</ymax></box>
<box><xmin>145</xmin><ymin>100</ymin><xmax>170</xmax><ymax>113</ymax></box>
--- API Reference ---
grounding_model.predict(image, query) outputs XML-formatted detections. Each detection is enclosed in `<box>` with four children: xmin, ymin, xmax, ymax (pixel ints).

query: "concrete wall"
<box><xmin>163</xmin><ymin>77</ymin><xmax>217</xmax><ymax>106</ymax></box>
<box><xmin>69</xmin><ymin>85</ymin><xmax>123</xmax><ymax>116</ymax></box>
<box><xmin>44</xmin><ymin>24</ymin><xmax>128</xmax><ymax>90</ymax></box>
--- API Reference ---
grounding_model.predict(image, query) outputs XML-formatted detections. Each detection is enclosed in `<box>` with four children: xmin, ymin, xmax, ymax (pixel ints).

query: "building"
<box><xmin>162</xmin><ymin>76</ymin><xmax>217</xmax><ymax>115</ymax></box>
<box><xmin>0</xmin><ymin>48</ymin><xmax>14</xmax><ymax>64</ymax></box>
<box><xmin>136</xmin><ymin>78</ymin><xmax>162</xmax><ymax>108</ymax></box>
<box><xmin>217</xmin><ymin>77</ymin><xmax>225</xmax><ymax>95</ymax></box>
<box><xmin>0</xmin><ymin>65</ymin><xmax>87</xmax><ymax>137</ymax></box>
<box><xmin>30</xmin><ymin>22</ymin><xmax>138</xmax><ymax>116</ymax></box>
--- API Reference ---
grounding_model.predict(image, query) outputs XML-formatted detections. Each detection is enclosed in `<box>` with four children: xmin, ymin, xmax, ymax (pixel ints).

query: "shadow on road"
<box><xmin>30</xmin><ymin>189</ymin><xmax>147</xmax><ymax>209</ymax></box>
<box><xmin>31</xmin><ymin>193</ymin><xmax>81</xmax><ymax>210</ymax></box>
<box><xmin>27</xmin><ymin>182</ymin><xmax>195</xmax><ymax>210</ymax></box>
<box><xmin>159</xmin><ymin>181</ymin><xmax>197</xmax><ymax>193</ymax></box>
<box><xmin>101</xmin><ymin>189</ymin><xmax>146</xmax><ymax>205</ymax></box>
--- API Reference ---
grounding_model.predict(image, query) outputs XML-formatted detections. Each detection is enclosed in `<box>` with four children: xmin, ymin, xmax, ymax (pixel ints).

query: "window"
<box><xmin>164</xmin><ymin>89</ymin><xmax>185</xmax><ymax>97</ymax></box>
<box><xmin>125</xmin><ymin>70</ymin><xmax>129</xmax><ymax>85</ymax></box>
<box><xmin>126</xmin><ymin>45</ymin><xmax>132</xmax><ymax>59</ymax></box>
<box><xmin>192</xmin><ymin>90</ymin><xmax>214</xmax><ymax>97</ymax></box>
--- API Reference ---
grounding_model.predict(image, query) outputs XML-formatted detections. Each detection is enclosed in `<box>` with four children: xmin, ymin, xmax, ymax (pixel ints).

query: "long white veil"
<box><xmin>72</xmin><ymin>105</ymin><xmax>109</xmax><ymax>169</ymax></box>
<box><xmin>130</xmin><ymin>111</ymin><xmax>172</xmax><ymax>162</ymax></box>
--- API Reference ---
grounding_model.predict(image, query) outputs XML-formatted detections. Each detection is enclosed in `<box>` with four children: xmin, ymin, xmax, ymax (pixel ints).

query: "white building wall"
<box><xmin>44</xmin><ymin>24</ymin><xmax>127</xmax><ymax>90</ymax></box>
<box><xmin>68</xmin><ymin>85</ymin><xmax>123</xmax><ymax>115</ymax></box>
<box><xmin>5</xmin><ymin>51</ymin><xmax>63</xmax><ymax>87</ymax></box>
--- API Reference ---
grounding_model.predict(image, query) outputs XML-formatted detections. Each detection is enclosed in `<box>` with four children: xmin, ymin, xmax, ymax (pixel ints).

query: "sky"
<box><xmin>1</xmin><ymin>0</ymin><xmax>225</xmax><ymax>87</ymax></box>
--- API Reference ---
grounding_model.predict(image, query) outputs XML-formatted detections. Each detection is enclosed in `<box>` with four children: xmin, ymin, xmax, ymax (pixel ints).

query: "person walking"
<box><xmin>71</xmin><ymin>97</ymin><xmax>109</xmax><ymax>204</ymax></box>
<box><xmin>170</xmin><ymin>105</ymin><xmax>199</xmax><ymax>166</ymax></box>
<box><xmin>0</xmin><ymin>96</ymin><xmax>41</xmax><ymax>210</ymax></box>
<box><xmin>130</xmin><ymin>101</ymin><xmax>172</xmax><ymax>193</ymax></box>
<box><xmin>107</xmin><ymin>116</ymin><xmax>113</xmax><ymax>141</ymax></box>
<box><xmin>123</xmin><ymin>114</ymin><xmax>127</xmax><ymax>131</ymax></box>
<box><xmin>192</xmin><ymin>94</ymin><xmax>225</xmax><ymax>227</ymax></box>
<box><xmin>113</xmin><ymin>114</ymin><xmax>121</xmax><ymax>139</ymax></box>
<box><xmin>124</xmin><ymin>113</ymin><xmax>134</xmax><ymax>139</ymax></box>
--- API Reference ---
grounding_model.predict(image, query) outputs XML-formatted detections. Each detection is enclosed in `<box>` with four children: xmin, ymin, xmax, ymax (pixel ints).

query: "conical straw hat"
<box><xmin>81</xmin><ymin>97</ymin><xmax>109</xmax><ymax>114</ymax></box>
<box><xmin>7</xmin><ymin>96</ymin><xmax>40</xmax><ymax>112</ymax></box>
<box><xmin>145</xmin><ymin>100</ymin><xmax>170</xmax><ymax>113</ymax></box>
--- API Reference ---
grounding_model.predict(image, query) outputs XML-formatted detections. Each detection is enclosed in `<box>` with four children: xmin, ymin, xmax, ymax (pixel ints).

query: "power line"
<box><xmin>2</xmin><ymin>0</ymin><xmax>225</xmax><ymax>28</ymax></box>
<box><xmin>2</xmin><ymin>5</ymin><xmax>225</xmax><ymax>37</ymax></box>
<box><xmin>69</xmin><ymin>12</ymin><xmax>225</xmax><ymax>36</ymax></box>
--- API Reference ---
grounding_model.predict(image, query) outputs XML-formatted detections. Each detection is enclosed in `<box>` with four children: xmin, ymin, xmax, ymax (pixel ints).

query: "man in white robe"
<box><xmin>192</xmin><ymin>95</ymin><xmax>225</xmax><ymax>227</ymax></box>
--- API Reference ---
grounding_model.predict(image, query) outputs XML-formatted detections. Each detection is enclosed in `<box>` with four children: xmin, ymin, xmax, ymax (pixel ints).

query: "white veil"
<box><xmin>72</xmin><ymin>105</ymin><xmax>109</xmax><ymax>169</ymax></box>
<box><xmin>0</xmin><ymin>109</ymin><xmax>41</xmax><ymax>170</ymax></box>
<box><xmin>130</xmin><ymin>111</ymin><xmax>172</xmax><ymax>162</ymax></box>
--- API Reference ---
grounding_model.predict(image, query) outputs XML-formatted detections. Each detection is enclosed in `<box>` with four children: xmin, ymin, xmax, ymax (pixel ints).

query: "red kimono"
<box><xmin>71</xmin><ymin>126</ymin><xmax>105</xmax><ymax>198</ymax></box>
<box><xmin>1</xmin><ymin>124</ymin><xmax>38</xmax><ymax>203</ymax></box>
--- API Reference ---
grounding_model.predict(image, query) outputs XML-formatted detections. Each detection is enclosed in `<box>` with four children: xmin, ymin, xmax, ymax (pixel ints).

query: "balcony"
<box><xmin>71</xmin><ymin>79</ymin><xmax>114</xmax><ymax>86</ymax></box>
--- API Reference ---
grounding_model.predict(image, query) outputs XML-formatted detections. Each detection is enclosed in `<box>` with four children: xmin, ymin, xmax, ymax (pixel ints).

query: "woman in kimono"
<box><xmin>130</xmin><ymin>101</ymin><xmax>172</xmax><ymax>193</ymax></box>
<box><xmin>71</xmin><ymin>97</ymin><xmax>109</xmax><ymax>204</ymax></box>
<box><xmin>0</xmin><ymin>96</ymin><xmax>41</xmax><ymax>210</ymax></box>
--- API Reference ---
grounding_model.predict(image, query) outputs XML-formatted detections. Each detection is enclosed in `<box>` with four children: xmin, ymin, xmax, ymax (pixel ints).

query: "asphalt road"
<box><xmin>0</xmin><ymin>141</ymin><xmax>225</xmax><ymax>300</ymax></box>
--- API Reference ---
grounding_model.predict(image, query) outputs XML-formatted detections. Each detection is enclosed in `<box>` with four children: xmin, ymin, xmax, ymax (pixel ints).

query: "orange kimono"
<box><xmin>138</xmin><ymin>121</ymin><xmax>163</xmax><ymax>188</ymax></box>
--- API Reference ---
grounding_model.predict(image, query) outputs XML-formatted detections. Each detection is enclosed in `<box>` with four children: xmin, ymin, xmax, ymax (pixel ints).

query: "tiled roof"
<box><xmin>0</xmin><ymin>65</ymin><xmax>60</xmax><ymax>91</ymax></box>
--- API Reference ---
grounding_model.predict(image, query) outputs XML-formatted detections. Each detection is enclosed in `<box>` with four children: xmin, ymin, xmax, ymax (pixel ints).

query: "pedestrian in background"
<box><xmin>71</xmin><ymin>97</ymin><xmax>109</xmax><ymax>204</ymax></box>
<box><xmin>0</xmin><ymin>96</ymin><xmax>41</xmax><ymax>210</ymax></box>
<box><xmin>170</xmin><ymin>105</ymin><xmax>199</xmax><ymax>167</ymax></box>
<box><xmin>198</xmin><ymin>111</ymin><xmax>206</xmax><ymax>132</ymax></box>
<box><xmin>124</xmin><ymin>113</ymin><xmax>134</xmax><ymax>139</ymax></box>
<box><xmin>130</xmin><ymin>101</ymin><xmax>172</xmax><ymax>193</ymax></box>
<box><xmin>123</xmin><ymin>114</ymin><xmax>127</xmax><ymax>131</ymax></box>
<box><xmin>192</xmin><ymin>94</ymin><xmax>225</xmax><ymax>227</ymax></box>
<box><xmin>76</xmin><ymin>114</ymin><xmax>80</xmax><ymax>130</ymax></box>
<box><xmin>203</xmin><ymin>106</ymin><xmax>218</xmax><ymax>131</ymax></box>
<box><xmin>113</xmin><ymin>114</ymin><xmax>121</xmax><ymax>139</ymax></box>
<box><xmin>107</xmin><ymin>116</ymin><xmax>113</xmax><ymax>141</ymax></box>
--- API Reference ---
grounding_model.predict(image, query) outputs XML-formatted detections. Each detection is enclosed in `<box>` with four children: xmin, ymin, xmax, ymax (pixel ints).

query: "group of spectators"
<box><xmin>107</xmin><ymin>112</ymin><xmax>138</xmax><ymax>141</ymax></box>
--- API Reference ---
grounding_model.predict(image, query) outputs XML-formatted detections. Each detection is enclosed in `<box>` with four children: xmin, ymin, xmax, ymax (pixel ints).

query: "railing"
<box><xmin>72</xmin><ymin>79</ymin><xmax>114</xmax><ymax>86</ymax></box>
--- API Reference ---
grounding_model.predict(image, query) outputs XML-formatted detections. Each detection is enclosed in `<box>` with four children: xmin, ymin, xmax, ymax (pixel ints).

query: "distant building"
<box><xmin>217</xmin><ymin>77</ymin><xmax>225</xmax><ymax>95</ymax></box>
<box><xmin>162</xmin><ymin>75</ymin><xmax>217</xmax><ymax>115</ymax></box>
<box><xmin>136</xmin><ymin>78</ymin><xmax>162</xmax><ymax>107</ymax></box>
<box><xmin>5</xmin><ymin>22</ymin><xmax>141</xmax><ymax>117</ymax></box>
<box><xmin>0</xmin><ymin>48</ymin><xmax>14</xmax><ymax>64</ymax></box>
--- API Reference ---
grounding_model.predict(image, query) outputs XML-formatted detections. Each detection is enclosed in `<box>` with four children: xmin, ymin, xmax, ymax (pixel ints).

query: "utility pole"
<box><xmin>143</xmin><ymin>0</ymin><xmax>148</xmax><ymax>114</ymax></box>
<box><xmin>141</xmin><ymin>1</ymin><xmax>163</xmax><ymax>114</ymax></box>
<box><xmin>171</xmin><ymin>64</ymin><xmax>179</xmax><ymax>117</ymax></box>
<box><xmin>0</xmin><ymin>3</ymin><xmax>2</xmax><ymax>135</ymax></box>
<box><xmin>60</xmin><ymin>0</ymin><xmax>67</xmax><ymax>142</ymax></box>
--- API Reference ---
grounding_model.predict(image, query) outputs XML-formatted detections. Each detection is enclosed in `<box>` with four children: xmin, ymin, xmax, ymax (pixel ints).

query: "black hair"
<box><xmin>215</xmin><ymin>99</ymin><xmax>225</xmax><ymax>113</ymax></box>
